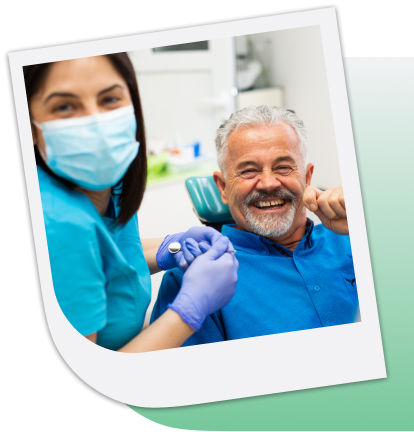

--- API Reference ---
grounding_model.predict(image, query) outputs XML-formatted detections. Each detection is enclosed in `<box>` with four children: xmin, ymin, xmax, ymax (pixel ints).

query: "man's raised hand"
<box><xmin>302</xmin><ymin>185</ymin><xmax>348</xmax><ymax>235</ymax></box>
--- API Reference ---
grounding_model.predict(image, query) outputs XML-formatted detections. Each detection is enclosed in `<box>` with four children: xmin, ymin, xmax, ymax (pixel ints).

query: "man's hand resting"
<box><xmin>303</xmin><ymin>185</ymin><xmax>348</xmax><ymax>235</ymax></box>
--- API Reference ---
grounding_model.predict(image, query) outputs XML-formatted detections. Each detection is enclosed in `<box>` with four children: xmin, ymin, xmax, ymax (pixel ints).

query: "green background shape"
<box><xmin>130</xmin><ymin>59</ymin><xmax>414</xmax><ymax>430</ymax></box>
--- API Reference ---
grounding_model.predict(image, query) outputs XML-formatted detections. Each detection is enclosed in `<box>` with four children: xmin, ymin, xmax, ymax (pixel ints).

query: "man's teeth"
<box><xmin>255</xmin><ymin>199</ymin><xmax>285</xmax><ymax>208</ymax></box>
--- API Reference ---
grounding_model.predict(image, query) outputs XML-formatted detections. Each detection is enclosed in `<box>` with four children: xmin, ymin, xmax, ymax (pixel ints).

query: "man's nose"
<box><xmin>256</xmin><ymin>171</ymin><xmax>282</xmax><ymax>191</ymax></box>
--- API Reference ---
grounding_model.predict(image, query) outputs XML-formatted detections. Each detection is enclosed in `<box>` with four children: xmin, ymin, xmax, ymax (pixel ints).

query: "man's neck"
<box><xmin>268</xmin><ymin>210</ymin><xmax>308</xmax><ymax>251</ymax></box>
<box><xmin>236</xmin><ymin>209</ymin><xmax>308</xmax><ymax>252</ymax></box>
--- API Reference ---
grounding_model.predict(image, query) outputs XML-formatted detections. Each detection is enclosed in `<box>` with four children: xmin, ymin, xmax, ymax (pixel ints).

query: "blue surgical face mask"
<box><xmin>32</xmin><ymin>105</ymin><xmax>140</xmax><ymax>191</ymax></box>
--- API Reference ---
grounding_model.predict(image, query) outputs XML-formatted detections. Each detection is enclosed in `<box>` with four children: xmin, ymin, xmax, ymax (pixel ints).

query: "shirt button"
<box><xmin>314</xmin><ymin>285</ymin><xmax>320</xmax><ymax>292</ymax></box>
<box><xmin>261</xmin><ymin>251</ymin><xmax>267</xmax><ymax>256</ymax></box>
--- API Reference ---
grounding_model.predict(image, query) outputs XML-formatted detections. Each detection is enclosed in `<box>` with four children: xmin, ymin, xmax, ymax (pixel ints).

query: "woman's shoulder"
<box><xmin>37</xmin><ymin>166</ymin><xmax>100</xmax><ymax>230</ymax></box>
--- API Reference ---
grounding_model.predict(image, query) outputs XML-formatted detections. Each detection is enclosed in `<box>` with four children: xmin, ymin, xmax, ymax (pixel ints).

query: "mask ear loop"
<box><xmin>31</xmin><ymin>119</ymin><xmax>47</xmax><ymax>161</ymax></box>
<box><xmin>31</xmin><ymin>119</ymin><xmax>42</xmax><ymax>129</ymax></box>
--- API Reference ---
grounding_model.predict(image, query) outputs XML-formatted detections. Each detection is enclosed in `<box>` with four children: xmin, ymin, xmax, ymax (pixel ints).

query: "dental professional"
<box><xmin>24</xmin><ymin>53</ymin><xmax>238</xmax><ymax>353</ymax></box>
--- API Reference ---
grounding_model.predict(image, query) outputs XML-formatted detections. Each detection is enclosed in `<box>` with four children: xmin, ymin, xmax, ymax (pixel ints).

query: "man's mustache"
<box><xmin>244</xmin><ymin>189</ymin><xmax>297</xmax><ymax>206</ymax></box>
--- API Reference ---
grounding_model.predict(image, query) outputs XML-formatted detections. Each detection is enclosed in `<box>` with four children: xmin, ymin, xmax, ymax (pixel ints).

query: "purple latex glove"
<box><xmin>156</xmin><ymin>227</ymin><xmax>223</xmax><ymax>271</ymax></box>
<box><xmin>180</xmin><ymin>237</ymin><xmax>235</xmax><ymax>272</ymax></box>
<box><xmin>169</xmin><ymin>236</ymin><xmax>239</xmax><ymax>331</ymax></box>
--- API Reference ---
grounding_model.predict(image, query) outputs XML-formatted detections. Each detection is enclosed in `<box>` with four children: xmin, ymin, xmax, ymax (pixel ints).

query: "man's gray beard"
<box><xmin>243</xmin><ymin>189</ymin><xmax>299</xmax><ymax>238</ymax></box>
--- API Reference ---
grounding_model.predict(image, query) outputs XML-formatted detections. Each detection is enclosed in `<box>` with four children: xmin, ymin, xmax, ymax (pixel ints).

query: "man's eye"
<box><xmin>275</xmin><ymin>166</ymin><xmax>293</xmax><ymax>176</ymax></box>
<box><xmin>241</xmin><ymin>170</ymin><xmax>257</xmax><ymax>178</ymax></box>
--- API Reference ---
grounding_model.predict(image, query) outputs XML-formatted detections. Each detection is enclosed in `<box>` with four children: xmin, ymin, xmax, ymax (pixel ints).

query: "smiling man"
<box><xmin>151</xmin><ymin>106</ymin><xmax>359</xmax><ymax>345</ymax></box>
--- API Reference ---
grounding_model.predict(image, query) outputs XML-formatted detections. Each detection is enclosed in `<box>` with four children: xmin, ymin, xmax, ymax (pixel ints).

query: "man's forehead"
<box><xmin>227</xmin><ymin>123</ymin><xmax>301</xmax><ymax>161</ymax></box>
<box><xmin>234</xmin><ymin>122</ymin><xmax>296</xmax><ymax>139</ymax></box>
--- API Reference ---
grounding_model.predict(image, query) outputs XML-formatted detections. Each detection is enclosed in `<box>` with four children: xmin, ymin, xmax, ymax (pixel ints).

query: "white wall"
<box><xmin>129</xmin><ymin>38</ymin><xmax>236</xmax><ymax>156</ymax></box>
<box><xmin>249</xmin><ymin>26</ymin><xmax>343</xmax><ymax>190</ymax></box>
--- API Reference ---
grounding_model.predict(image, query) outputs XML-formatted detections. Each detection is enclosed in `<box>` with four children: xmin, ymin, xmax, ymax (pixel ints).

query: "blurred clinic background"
<box><xmin>131</xmin><ymin>25</ymin><xmax>343</xmax><ymax>324</ymax></box>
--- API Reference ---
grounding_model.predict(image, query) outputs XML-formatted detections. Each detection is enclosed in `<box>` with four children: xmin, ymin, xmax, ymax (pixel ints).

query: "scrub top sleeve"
<box><xmin>45</xmin><ymin>220</ymin><xmax>107</xmax><ymax>337</ymax></box>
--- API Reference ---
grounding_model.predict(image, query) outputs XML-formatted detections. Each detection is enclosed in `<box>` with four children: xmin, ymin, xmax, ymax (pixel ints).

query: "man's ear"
<box><xmin>213</xmin><ymin>171</ymin><xmax>228</xmax><ymax>205</ymax></box>
<box><xmin>305</xmin><ymin>163</ymin><xmax>314</xmax><ymax>187</ymax></box>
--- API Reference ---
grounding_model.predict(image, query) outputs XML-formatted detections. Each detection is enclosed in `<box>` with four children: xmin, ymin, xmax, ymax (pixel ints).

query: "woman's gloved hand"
<box><xmin>156</xmin><ymin>226</ymin><xmax>223</xmax><ymax>271</ymax></box>
<box><xmin>179</xmin><ymin>237</ymin><xmax>235</xmax><ymax>272</ymax></box>
<box><xmin>169</xmin><ymin>236</ymin><xmax>238</xmax><ymax>331</ymax></box>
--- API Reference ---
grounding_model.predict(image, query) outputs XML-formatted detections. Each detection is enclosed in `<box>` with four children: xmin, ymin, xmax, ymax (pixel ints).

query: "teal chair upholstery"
<box><xmin>185</xmin><ymin>176</ymin><xmax>235</xmax><ymax>232</ymax></box>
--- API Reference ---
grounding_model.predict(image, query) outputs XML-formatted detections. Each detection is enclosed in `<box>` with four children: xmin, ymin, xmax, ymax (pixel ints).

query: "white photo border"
<box><xmin>9</xmin><ymin>7</ymin><xmax>386</xmax><ymax>408</ymax></box>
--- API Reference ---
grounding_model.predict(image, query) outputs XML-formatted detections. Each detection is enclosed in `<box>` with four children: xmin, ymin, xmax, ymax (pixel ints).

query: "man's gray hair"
<box><xmin>215</xmin><ymin>105</ymin><xmax>308</xmax><ymax>172</ymax></box>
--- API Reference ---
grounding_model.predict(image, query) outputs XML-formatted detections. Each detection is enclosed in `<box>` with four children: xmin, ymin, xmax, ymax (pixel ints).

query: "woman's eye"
<box><xmin>102</xmin><ymin>96</ymin><xmax>120</xmax><ymax>105</ymax></box>
<box><xmin>53</xmin><ymin>103</ymin><xmax>73</xmax><ymax>113</ymax></box>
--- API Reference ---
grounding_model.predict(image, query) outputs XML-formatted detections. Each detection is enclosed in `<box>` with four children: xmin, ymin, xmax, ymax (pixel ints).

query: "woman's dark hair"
<box><xmin>24</xmin><ymin>53</ymin><xmax>147</xmax><ymax>225</ymax></box>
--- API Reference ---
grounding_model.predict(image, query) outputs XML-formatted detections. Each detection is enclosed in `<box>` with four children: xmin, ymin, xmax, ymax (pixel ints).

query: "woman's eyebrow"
<box><xmin>44</xmin><ymin>92</ymin><xmax>79</xmax><ymax>104</ymax></box>
<box><xmin>97</xmin><ymin>84</ymin><xmax>125</xmax><ymax>96</ymax></box>
<box><xmin>43</xmin><ymin>84</ymin><xmax>125</xmax><ymax>104</ymax></box>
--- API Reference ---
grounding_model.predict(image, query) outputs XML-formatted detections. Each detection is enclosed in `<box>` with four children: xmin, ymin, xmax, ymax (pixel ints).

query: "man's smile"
<box><xmin>252</xmin><ymin>198</ymin><xmax>287</xmax><ymax>211</ymax></box>
<box><xmin>243</xmin><ymin>188</ymin><xmax>297</xmax><ymax>218</ymax></box>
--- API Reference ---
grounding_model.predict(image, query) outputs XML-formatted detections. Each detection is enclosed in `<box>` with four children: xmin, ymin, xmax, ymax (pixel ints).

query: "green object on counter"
<box><xmin>147</xmin><ymin>152</ymin><xmax>169</xmax><ymax>182</ymax></box>
<box><xmin>185</xmin><ymin>176</ymin><xmax>233</xmax><ymax>223</ymax></box>
<box><xmin>146</xmin><ymin>154</ymin><xmax>220</xmax><ymax>187</ymax></box>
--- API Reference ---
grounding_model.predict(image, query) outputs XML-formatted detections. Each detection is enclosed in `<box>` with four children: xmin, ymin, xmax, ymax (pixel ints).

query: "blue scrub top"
<box><xmin>37</xmin><ymin>166</ymin><xmax>151</xmax><ymax>351</ymax></box>
<box><xmin>151</xmin><ymin>220</ymin><xmax>359</xmax><ymax>346</ymax></box>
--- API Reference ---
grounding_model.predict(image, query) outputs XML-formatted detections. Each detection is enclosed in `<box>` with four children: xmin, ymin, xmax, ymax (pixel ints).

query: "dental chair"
<box><xmin>185</xmin><ymin>176</ymin><xmax>235</xmax><ymax>232</ymax></box>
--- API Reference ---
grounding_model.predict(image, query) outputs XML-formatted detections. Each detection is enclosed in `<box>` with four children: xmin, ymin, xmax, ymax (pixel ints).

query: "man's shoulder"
<box><xmin>162</xmin><ymin>267</ymin><xmax>184</xmax><ymax>286</ymax></box>
<box><xmin>150</xmin><ymin>268</ymin><xmax>184</xmax><ymax>324</ymax></box>
<box><xmin>312</xmin><ymin>223</ymin><xmax>352</xmax><ymax>251</ymax></box>
<box><xmin>313</xmin><ymin>223</ymin><xmax>350</xmax><ymax>239</ymax></box>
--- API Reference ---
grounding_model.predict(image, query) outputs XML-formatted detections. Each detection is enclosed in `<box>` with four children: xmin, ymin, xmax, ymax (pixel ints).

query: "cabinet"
<box><xmin>237</xmin><ymin>87</ymin><xmax>284</xmax><ymax>110</ymax></box>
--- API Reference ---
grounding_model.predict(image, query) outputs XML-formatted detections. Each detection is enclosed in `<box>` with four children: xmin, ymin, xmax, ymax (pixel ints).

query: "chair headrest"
<box><xmin>185</xmin><ymin>176</ymin><xmax>234</xmax><ymax>224</ymax></box>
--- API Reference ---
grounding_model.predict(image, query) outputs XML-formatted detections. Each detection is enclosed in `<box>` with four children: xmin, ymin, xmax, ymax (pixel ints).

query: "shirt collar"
<box><xmin>221</xmin><ymin>218</ymin><xmax>315</xmax><ymax>256</ymax></box>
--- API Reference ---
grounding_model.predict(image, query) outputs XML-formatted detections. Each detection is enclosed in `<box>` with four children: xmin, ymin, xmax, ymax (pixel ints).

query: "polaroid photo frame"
<box><xmin>9</xmin><ymin>7</ymin><xmax>386</xmax><ymax>407</ymax></box>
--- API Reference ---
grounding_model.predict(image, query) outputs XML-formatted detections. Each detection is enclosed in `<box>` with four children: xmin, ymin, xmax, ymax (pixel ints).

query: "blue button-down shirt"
<box><xmin>151</xmin><ymin>220</ymin><xmax>359</xmax><ymax>346</ymax></box>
